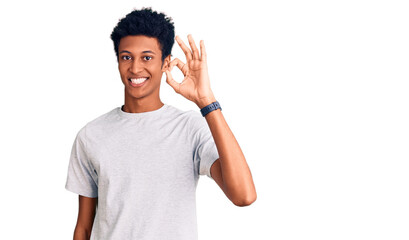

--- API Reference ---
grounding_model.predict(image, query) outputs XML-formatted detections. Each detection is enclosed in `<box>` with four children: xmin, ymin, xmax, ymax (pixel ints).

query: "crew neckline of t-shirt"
<box><xmin>116</xmin><ymin>103</ymin><xmax>169</xmax><ymax>119</ymax></box>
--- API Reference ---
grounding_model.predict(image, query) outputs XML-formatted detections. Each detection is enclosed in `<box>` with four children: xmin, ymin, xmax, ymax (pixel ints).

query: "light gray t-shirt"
<box><xmin>65</xmin><ymin>103</ymin><xmax>219</xmax><ymax>240</ymax></box>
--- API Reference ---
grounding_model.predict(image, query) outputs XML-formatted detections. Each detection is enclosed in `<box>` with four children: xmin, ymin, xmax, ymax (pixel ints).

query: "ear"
<box><xmin>161</xmin><ymin>55</ymin><xmax>172</xmax><ymax>72</ymax></box>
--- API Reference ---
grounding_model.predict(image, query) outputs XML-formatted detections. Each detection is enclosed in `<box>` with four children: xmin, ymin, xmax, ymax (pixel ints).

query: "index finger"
<box><xmin>168</xmin><ymin>58</ymin><xmax>189</xmax><ymax>76</ymax></box>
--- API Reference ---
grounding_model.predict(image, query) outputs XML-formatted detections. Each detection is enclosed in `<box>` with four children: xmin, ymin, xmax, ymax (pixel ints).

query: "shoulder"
<box><xmin>165</xmin><ymin>104</ymin><xmax>200</xmax><ymax>122</ymax></box>
<box><xmin>164</xmin><ymin>104</ymin><xmax>206</xmax><ymax>133</ymax></box>
<box><xmin>85</xmin><ymin>107</ymin><xmax>118</xmax><ymax>128</ymax></box>
<box><xmin>184</xmin><ymin>109</ymin><xmax>208</xmax><ymax>136</ymax></box>
<box><xmin>187</xmin><ymin>109</ymin><xmax>206</xmax><ymax>128</ymax></box>
<box><xmin>75</xmin><ymin>107</ymin><xmax>118</xmax><ymax>140</ymax></box>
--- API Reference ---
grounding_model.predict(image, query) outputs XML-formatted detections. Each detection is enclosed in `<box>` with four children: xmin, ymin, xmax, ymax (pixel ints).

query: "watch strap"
<box><xmin>200</xmin><ymin>101</ymin><xmax>222</xmax><ymax>117</ymax></box>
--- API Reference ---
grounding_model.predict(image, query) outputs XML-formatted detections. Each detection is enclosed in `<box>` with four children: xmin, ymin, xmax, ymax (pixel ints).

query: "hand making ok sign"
<box><xmin>163</xmin><ymin>34</ymin><xmax>216</xmax><ymax>109</ymax></box>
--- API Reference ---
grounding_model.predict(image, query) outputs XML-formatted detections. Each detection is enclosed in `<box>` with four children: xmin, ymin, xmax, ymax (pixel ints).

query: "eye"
<box><xmin>121</xmin><ymin>55</ymin><xmax>131</xmax><ymax>60</ymax></box>
<box><xmin>143</xmin><ymin>56</ymin><xmax>152</xmax><ymax>61</ymax></box>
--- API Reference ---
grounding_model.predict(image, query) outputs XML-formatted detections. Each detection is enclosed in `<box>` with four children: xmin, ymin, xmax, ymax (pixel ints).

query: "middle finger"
<box><xmin>187</xmin><ymin>34</ymin><xmax>200</xmax><ymax>60</ymax></box>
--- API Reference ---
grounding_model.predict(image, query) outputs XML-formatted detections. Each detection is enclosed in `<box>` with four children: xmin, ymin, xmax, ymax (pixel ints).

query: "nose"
<box><xmin>130</xmin><ymin>59</ymin><xmax>144</xmax><ymax>74</ymax></box>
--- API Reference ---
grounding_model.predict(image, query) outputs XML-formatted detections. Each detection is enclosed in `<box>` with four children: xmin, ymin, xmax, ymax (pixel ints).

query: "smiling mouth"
<box><xmin>128</xmin><ymin>77</ymin><xmax>149</xmax><ymax>87</ymax></box>
<box><xmin>129</xmin><ymin>77</ymin><xmax>149</xmax><ymax>83</ymax></box>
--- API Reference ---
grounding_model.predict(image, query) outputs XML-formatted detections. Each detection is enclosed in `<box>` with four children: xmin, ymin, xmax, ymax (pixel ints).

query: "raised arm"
<box><xmin>164</xmin><ymin>34</ymin><xmax>257</xmax><ymax>206</ymax></box>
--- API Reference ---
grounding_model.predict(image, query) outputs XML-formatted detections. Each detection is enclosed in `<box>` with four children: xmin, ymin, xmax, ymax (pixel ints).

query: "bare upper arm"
<box><xmin>76</xmin><ymin>195</ymin><xmax>98</xmax><ymax>232</ymax></box>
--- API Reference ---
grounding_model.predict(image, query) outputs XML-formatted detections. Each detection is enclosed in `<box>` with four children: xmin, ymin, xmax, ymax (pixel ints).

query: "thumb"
<box><xmin>165</xmin><ymin>70</ymin><xmax>180</xmax><ymax>94</ymax></box>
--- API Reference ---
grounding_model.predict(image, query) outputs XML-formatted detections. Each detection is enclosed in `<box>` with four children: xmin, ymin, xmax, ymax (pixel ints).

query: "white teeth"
<box><xmin>130</xmin><ymin>77</ymin><xmax>148</xmax><ymax>84</ymax></box>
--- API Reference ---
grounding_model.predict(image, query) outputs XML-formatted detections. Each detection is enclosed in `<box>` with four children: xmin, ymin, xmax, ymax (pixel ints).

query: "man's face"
<box><xmin>117</xmin><ymin>35</ymin><xmax>170</xmax><ymax>101</ymax></box>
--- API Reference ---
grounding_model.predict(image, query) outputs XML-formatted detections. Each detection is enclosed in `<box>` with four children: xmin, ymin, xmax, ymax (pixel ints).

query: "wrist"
<box><xmin>196</xmin><ymin>95</ymin><xmax>217</xmax><ymax>109</ymax></box>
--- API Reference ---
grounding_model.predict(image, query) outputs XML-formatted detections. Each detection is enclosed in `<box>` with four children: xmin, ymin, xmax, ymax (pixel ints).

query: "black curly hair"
<box><xmin>110</xmin><ymin>7</ymin><xmax>175</xmax><ymax>64</ymax></box>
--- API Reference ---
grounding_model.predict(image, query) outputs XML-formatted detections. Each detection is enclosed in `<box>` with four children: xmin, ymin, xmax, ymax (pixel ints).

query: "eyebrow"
<box><xmin>119</xmin><ymin>50</ymin><xmax>156</xmax><ymax>55</ymax></box>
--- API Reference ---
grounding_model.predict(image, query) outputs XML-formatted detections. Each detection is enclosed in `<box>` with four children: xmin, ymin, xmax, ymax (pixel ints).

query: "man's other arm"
<box><xmin>73</xmin><ymin>195</ymin><xmax>97</xmax><ymax>240</ymax></box>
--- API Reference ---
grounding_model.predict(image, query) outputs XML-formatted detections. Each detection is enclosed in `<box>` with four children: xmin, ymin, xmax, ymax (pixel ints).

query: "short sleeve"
<box><xmin>65</xmin><ymin>126</ymin><xmax>98</xmax><ymax>198</ymax></box>
<box><xmin>189</xmin><ymin>111</ymin><xmax>220</xmax><ymax>180</ymax></box>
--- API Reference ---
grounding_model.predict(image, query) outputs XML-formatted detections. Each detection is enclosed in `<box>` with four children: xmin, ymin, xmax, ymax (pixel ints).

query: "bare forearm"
<box><xmin>73</xmin><ymin>227</ymin><xmax>91</xmax><ymax>240</ymax></box>
<box><xmin>74</xmin><ymin>195</ymin><xmax>97</xmax><ymax>240</ymax></box>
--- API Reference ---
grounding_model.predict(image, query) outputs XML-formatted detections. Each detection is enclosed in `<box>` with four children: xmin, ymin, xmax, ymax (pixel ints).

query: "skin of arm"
<box><xmin>164</xmin><ymin>34</ymin><xmax>257</xmax><ymax>207</ymax></box>
<box><xmin>73</xmin><ymin>195</ymin><xmax>98</xmax><ymax>240</ymax></box>
<box><xmin>201</xmin><ymin>100</ymin><xmax>257</xmax><ymax>207</ymax></box>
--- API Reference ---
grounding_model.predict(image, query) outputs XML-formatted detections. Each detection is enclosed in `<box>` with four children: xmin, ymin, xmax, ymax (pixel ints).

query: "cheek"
<box><xmin>118</xmin><ymin>66</ymin><xmax>128</xmax><ymax>77</ymax></box>
<box><xmin>148</xmin><ymin>65</ymin><xmax>162</xmax><ymax>76</ymax></box>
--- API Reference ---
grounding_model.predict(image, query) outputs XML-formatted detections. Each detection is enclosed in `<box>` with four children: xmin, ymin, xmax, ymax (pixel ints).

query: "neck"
<box><xmin>122</xmin><ymin>101</ymin><xmax>164</xmax><ymax>113</ymax></box>
<box><xmin>122</xmin><ymin>96</ymin><xmax>164</xmax><ymax>113</ymax></box>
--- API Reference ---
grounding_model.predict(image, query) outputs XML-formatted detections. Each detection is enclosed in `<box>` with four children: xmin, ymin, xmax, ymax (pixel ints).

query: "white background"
<box><xmin>0</xmin><ymin>0</ymin><xmax>408</xmax><ymax>239</ymax></box>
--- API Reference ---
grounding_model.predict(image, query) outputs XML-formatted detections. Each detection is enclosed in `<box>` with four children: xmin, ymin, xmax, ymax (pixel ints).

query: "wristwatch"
<box><xmin>200</xmin><ymin>101</ymin><xmax>222</xmax><ymax>117</ymax></box>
